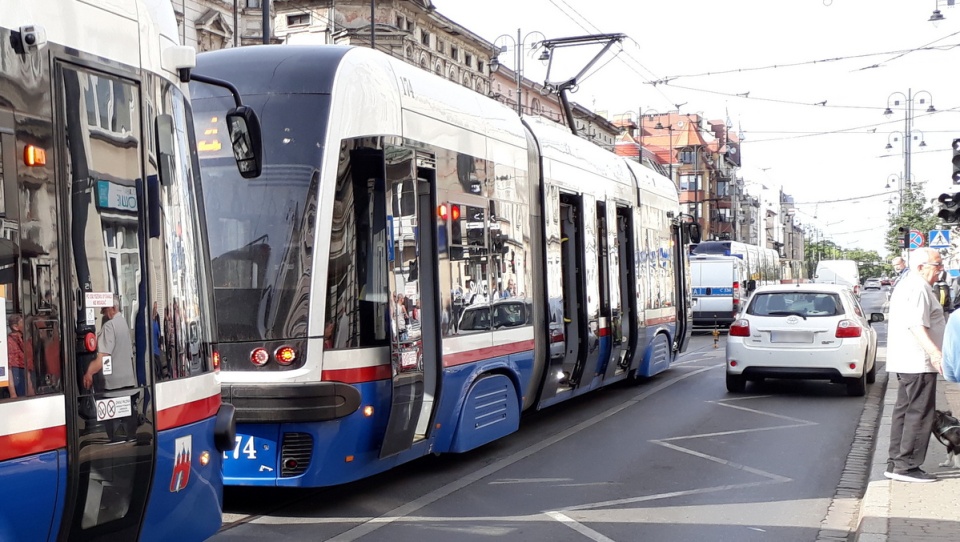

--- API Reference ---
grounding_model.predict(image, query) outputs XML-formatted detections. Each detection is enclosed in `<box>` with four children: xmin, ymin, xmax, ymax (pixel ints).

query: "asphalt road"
<box><xmin>214</xmin><ymin>289</ymin><xmax>888</xmax><ymax>542</ymax></box>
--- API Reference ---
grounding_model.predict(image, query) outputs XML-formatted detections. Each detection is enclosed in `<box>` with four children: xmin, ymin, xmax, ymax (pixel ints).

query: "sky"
<box><xmin>434</xmin><ymin>0</ymin><xmax>960</xmax><ymax>256</ymax></box>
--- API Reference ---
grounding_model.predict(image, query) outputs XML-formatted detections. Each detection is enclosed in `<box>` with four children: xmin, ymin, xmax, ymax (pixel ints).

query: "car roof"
<box><xmin>752</xmin><ymin>283</ymin><xmax>851</xmax><ymax>294</ymax></box>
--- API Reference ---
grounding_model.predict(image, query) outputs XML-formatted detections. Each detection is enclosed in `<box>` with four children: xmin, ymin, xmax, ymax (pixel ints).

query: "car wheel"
<box><xmin>846</xmin><ymin>371</ymin><xmax>866</xmax><ymax>397</ymax></box>
<box><xmin>866</xmin><ymin>354</ymin><xmax>877</xmax><ymax>384</ymax></box>
<box><xmin>726</xmin><ymin>373</ymin><xmax>746</xmax><ymax>393</ymax></box>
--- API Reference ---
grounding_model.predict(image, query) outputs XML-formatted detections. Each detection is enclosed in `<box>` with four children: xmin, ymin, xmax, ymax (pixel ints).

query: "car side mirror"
<box><xmin>226</xmin><ymin>105</ymin><xmax>262</xmax><ymax>178</ymax></box>
<box><xmin>747</xmin><ymin>280</ymin><xmax>757</xmax><ymax>292</ymax></box>
<box><xmin>869</xmin><ymin>313</ymin><xmax>884</xmax><ymax>324</ymax></box>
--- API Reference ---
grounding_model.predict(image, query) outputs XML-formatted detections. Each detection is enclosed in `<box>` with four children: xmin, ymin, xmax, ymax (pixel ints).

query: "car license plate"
<box><xmin>770</xmin><ymin>330</ymin><xmax>814</xmax><ymax>343</ymax></box>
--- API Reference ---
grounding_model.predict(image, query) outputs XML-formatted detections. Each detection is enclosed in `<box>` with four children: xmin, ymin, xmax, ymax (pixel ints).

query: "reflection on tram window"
<box><xmin>147</xmin><ymin>84</ymin><xmax>218</xmax><ymax>380</ymax></box>
<box><xmin>324</xmin><ymin>141</ymin><xmax>389</xmax><ymax>350</ymax></box>
<box><xmin>0</xmin><ymin>89</ymin><xmax>63</xmax><ymax>402</ymax></box>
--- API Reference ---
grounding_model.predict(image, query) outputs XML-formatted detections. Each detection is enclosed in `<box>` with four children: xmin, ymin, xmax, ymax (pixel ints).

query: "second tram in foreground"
<box><xmin>1</xmin><ymin>1</ymin><xmax>253</xmax><ymax>540</ymax></box>
<box><xmin>191</xmin><ymin>45</ymin><xmax>696</xmax><ymax>487</ymax></box>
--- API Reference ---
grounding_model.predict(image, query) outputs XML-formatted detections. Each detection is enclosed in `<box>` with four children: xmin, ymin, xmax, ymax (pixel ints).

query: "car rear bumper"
<box><xmin>693</xmin><ymin>311</ymin><xmax>736</xmax><ymax>327</ymax></box>
<box><xmin>726</xmin><ymin>341</ymin><xmax>868</xmax><ymax>378</ymax></box>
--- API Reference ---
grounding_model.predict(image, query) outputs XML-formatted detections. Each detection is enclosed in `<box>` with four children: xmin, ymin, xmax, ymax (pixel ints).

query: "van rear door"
<box><xmin>692</xmin><ymin>258</ymin><xmax>737</xmax><ymax>327</ymax></box>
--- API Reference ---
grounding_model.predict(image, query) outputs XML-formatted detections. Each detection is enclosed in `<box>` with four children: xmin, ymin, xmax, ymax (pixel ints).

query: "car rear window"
<box><xmin>747</xmin><ymin>292</ymin><xmax>844</xmax><ymax>318</ymax></box>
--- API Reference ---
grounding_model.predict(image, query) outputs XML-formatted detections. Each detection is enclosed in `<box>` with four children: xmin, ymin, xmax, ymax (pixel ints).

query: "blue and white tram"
<box><xmin>0</xmin><ymin>2</ymin><xmax>240</xmax><ymax>540</ymax></box>
<box><xmin>190</xmin><ymin>45</ymin><xmax>696</xmax><ymax>487</ymax></box>
<box><xmin>692</xmin><ymin>240</ymin><xmax>782</xmax><ymax>288</ymax></box>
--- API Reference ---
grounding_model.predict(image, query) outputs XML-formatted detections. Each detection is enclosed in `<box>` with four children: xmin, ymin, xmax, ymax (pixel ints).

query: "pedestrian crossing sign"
<box><xmin>929</xmin><ymin>229</ymin><xmax>951</xmax><ymax>248</ymax></box>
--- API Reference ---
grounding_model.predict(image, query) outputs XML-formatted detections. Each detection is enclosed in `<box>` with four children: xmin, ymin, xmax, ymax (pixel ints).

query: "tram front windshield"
<box><xmin>192</xmin><ymin>93</ymin><xmax>329</xmax><ymax>342</ymax></box>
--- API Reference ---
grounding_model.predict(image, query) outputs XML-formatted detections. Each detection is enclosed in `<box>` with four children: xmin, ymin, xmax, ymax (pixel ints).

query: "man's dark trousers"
<box><xmin>888</xmin><ymin>372</ymin><xmax>937</xmax><ymax>472</ymax></box>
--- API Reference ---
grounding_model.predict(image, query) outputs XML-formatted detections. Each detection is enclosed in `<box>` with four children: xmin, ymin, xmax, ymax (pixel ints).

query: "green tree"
<box><xmin>885</xmin><ymin>181</ymin><xmax>938</xmax><ymax>256</ymax></box>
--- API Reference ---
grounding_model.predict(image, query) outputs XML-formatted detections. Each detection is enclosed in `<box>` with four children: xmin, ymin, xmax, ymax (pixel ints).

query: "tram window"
<box><xmin>0</xmin><ymin>112</ymin><xmax>63</xmax><ymax>401</ymax></box>
<box><xmin>147</xmin><ymin>83</ymin><xmax>218</xmax><ymax>379</ymax></box>
<box><xmin>324</xmin><ymin>142</ymin><xmax>389</xmax><ymax>350</ymax></box>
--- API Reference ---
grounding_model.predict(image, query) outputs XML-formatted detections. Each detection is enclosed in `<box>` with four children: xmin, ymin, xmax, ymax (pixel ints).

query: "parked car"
<box><xmin>880</xmin><ymin>277</ymin><xmax>892</xmax><ymax>286</ymax></box>
<box><xmin>726</xmin><ymin>284</ymin><xmax>883</xmax><ymax>396</ymax></box>
<box><xmin>863</xmin><ymin>278</ymin><xmax>882</xmax><ymax>290</ymax></box>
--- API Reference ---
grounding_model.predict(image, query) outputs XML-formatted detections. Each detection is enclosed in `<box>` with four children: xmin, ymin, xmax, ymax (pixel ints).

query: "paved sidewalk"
<box><xmin>855</xmin><ymin>366</ymin><xmax>960</xmax><ymax>541</ymax></box>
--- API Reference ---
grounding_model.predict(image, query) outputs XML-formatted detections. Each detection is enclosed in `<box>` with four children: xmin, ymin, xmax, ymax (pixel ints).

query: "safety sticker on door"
<box><xmin>96</xmin><ymin>395</ymin><xmax>132</xmax><ymax>421</ymax></box>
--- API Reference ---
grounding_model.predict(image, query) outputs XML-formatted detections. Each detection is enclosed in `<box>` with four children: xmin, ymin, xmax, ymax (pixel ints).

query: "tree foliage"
<box><xmin>803</xmin><ymin>237</ymin><xmax>884</xmax><ymax>279</ymax></box>
<box><xmin>885</xmin><ymin>181</ymin><xmax>939</xmax><ymax>256</ymax></box>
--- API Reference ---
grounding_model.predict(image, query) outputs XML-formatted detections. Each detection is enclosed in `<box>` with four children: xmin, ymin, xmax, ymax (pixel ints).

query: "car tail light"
<box><xmin>835</xmin><ymin>319</ymin><xmax>862</xmax><ymax>338</ymax></box>
<box><xmin>732</xmin><ymin>281</ymin><xmax>741</xmax><ymax>312</ymax></box>
<box><xmin>854</xmin><ymin>284</ymin><xmax>861</xmax><ymax>297</ymax></box>
<box><xmin>251</xmin><ymin>347</ymin><xmax>270</xmax><ymax>366</ymax></box>
<box><xmin>275</xmin><ymin>346</ymin><xmax>297</xmax><ymax>365</ymax></box>
<box><xmin>729</xmin><ymin>319</ymin><xmax>750</xmax><ymax>337</ymax></box>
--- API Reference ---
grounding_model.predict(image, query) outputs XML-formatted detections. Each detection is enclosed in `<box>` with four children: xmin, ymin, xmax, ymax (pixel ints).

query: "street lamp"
<box><xmin>884</xmin><ymin>89</ymin><xmax>935</xmax><ymax>192</ymax></box>
<box><xmin>489</xmin><ymin>29</ymin><xmax>548</xmax><ymax>116</ymax></box>
<box><xmin>887</xmin><ymin>173</ymin><xmax>903</xmax><ymax>214</ymax></box>
<box><xmin>930</xmin><ymin>0</ymin><xmax>946</xmax><ymax>24</ymax></box>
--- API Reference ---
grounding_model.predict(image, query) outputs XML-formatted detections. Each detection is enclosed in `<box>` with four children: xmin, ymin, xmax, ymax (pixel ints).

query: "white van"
<box><xmin>814</xmin><ymin>259</ymin><xmax>861</xmax><ymax>297</ymax></box>
<box><xmin>691</xmin><ymin>255</ymin><xmax>751</xmax><ymax>328</ymax></box>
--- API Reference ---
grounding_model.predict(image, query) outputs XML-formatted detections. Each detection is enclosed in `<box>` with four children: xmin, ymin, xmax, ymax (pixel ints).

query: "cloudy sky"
<box><xmin>435</xmin><ymin>0</ymin><xmax>960</xmax><ymax>254</ymax></box>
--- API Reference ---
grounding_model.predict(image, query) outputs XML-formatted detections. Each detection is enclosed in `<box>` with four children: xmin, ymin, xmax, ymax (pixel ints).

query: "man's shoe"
<box><xmin>887</xmin><ymin>468</ymin><xmax>937</xmax><ymax>483</ymax></box>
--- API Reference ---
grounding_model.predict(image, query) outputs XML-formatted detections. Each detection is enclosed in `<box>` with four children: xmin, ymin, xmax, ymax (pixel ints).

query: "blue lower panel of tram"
<box><xmin>140</xmin><ymin>418</ymin><xmax>224</xmax><ymax>542</ymax></box>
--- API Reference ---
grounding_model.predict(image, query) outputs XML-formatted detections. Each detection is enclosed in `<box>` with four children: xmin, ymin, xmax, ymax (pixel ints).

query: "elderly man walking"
<box><xmin>885</xmin><ymin>247</ymin><xmax>945</xmax><ymax>483</ymax></box>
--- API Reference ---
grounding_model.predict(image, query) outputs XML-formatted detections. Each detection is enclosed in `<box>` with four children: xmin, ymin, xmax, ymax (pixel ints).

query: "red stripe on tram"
<box><xmin>644</xmin><ymin>315</ymin><xmax>677</xmax><ymax>326</ymax></box>
<box><xmin>443</xmin><ymin>340</ymin><xmax>536</xmax><ymax>368</ymax></box>
<box><xmin>322</xmin><ymin>364</ymin><xmax>393</xmax><ymax>384</ymax></box>
<box><xmin>156</xmin><ymin>394</ymin><xmax>221</xmax><ymax>431</ymax></box>
<box><xmin>0</xmin><ymin>425</ymin><xmax>66</xmax><ymax>462</ymax></box>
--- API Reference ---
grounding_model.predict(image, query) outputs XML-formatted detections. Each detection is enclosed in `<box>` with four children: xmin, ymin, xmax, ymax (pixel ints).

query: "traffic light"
<box><xmin>953</xmin><ymin>138</ymin><xmax>960</xmax><ymax>184</ymax></box>
<box><xmin>448</xmin><ymin>204</ymin><xmax>464</xmax><ymax>260</ymax></box>
<box><xmin>897</xmin><ymin>226</ymin><xmax>909</xmax><ymax>249</ymax></box>
<box><xmin>938</xmin><ymin>192</ymin><xmax>960</xmax><ymax>224</ymax></box>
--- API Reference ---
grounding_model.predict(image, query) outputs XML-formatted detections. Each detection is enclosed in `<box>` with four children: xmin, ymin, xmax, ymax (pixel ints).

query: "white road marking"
<box><xmin>544</xmin><ymin>511</ymin><xmax>617</xmax><ymax>542</ymax></box>
<box><xmin>324</xmin><ymin>364</ymin><xmax>721</xmax><ymax>541</ymax></box>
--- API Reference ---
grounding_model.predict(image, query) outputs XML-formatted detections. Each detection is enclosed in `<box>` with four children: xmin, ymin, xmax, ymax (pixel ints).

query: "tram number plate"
<box><xmin>225</xmin><ymin>434</ymin><xmax>260</xmax><ymax>460</ymax></box>
<box><xmin>222</xmin><ymin>433</ymin><xmax>279</xmax><ymax>477</ymax></box>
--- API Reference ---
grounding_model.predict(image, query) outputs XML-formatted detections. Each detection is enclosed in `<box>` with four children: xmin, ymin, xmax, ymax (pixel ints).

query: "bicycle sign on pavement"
<box><xmin>909</xmin><ymin>229</ymin><xmax>924</xmax><ymax>249</ymax></box>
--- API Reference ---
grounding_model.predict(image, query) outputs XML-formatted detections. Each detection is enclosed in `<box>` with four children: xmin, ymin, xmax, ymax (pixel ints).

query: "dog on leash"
<box><xmin>933</xmin><ymin>409</ymin><xmax>960</xmax><ymax>469</ymax></box>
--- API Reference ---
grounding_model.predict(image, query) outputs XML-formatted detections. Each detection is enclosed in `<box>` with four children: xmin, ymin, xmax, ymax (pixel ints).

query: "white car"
<box><xmin>726</xmin><ymin>283</ymin><xmax>883</xmax><ymax>396</ymax></box>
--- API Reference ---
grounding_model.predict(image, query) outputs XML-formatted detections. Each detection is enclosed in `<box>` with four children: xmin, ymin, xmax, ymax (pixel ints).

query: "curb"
<box><xmin>817</xmin><ymin>359</ymin><xmax>889</xmax><ymax>541</ymax></box>
<box><xmin>852</xmin><ymin>369</ymin><xmax>895</xmax><ymax>541</ymax></box>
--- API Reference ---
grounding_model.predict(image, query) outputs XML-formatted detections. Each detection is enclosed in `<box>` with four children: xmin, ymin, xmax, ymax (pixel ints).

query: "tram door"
<box><xmin>616</xmin><ymin>207</ymin><xmax>639</xmax><ymax>370</ymax></box>
<box><xmin>380</xmin><ymin>150</ymin><xmax>440</xmax><ymax>458</ymax></box>
<box><xmin>58</xmin><ymin>65</ymin><xmax>155</xmax><ymax>541</ymax></box>
<box><xmin>557</xmin><ymin>194</ymin><xmax>587</xmax><ymax>390</ymax></box>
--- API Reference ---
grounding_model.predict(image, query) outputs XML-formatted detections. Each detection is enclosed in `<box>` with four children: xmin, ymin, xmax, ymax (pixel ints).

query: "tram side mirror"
<box><xmin>225</xmin><ymin>106</ymin><xmax>262</xmax><ymax>179</ymax></box>
<box><xmin>686</xmin><ymin>223</ymin><xmax>702</xmax><ymax>244</ymax></box>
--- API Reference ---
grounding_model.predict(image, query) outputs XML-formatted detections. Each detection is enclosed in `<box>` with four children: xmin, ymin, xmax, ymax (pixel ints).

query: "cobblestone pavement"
<box><xmin>855</xmin><ymin>364</ymin><xmax>960</xmax><ymax>541</ymax></box>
